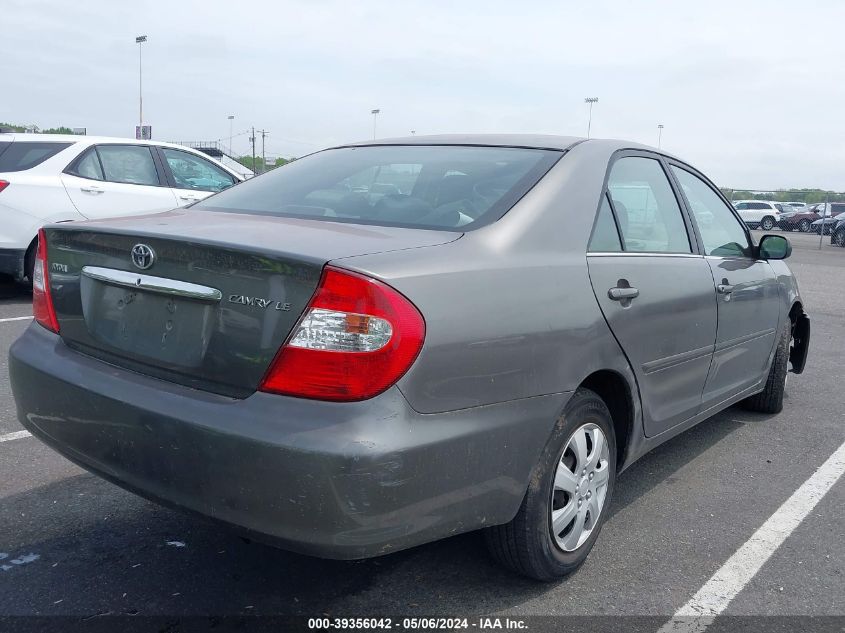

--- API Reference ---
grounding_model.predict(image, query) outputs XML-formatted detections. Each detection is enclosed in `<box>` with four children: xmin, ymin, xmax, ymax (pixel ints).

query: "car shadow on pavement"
<box><xmin>0</xmin><ymin>408</ymin><xmax>748</xmax><ymax>617</ymax></box>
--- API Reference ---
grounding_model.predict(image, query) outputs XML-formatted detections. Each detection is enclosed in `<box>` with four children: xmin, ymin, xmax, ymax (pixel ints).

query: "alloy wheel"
<box><xmin>800</xmin><ymin>220</ymin><xmax>811</xmax><ymax>232</ymax></box>
<box><xmin>761</xmin><ymin>217</ymin><xmax>774</xmax><ymax>230</ymax></box>
<box><xmin>835</xmin><ymin>231</ymin><xmax>845</xmax><ymax>247</ymax></box>
<box><xmin>550</xmin><ymin>423</ymin><xmax>611</xmax><ymax>552</ymax></box>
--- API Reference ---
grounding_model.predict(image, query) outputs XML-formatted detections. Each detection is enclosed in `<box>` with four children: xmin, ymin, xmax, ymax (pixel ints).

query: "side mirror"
<box><xmin>759</xmin><ymin>234</ymin><xmax>791</xmax><ymax>260</ymax></box>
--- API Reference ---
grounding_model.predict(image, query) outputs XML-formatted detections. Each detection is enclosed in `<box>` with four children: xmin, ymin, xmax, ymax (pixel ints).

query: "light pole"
<box><xmin>371</xmin><ymin>109</ymin><xmax>380</xmax><ymax>140</ymax></box>
<box><xmin>227</xmin><ymin>115</ymin><xmax>235</xmax><ymax>156</ymax></box>
<box><xmin>135</xmin><ymin>35</ymin><xmax>147</xmax><ymax>137</ymax></box>
<box><xmin>584</xmin><ymin>97</ymin><xmax>598</xmax><ymax>138</ymax></box>
<box><xmin>657</xmin><ymin>124</ymin><xmax>664</xmax><ymax>149</ymax></box>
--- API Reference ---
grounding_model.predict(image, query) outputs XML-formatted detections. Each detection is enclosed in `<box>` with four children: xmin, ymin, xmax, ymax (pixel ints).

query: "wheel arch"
<box><xmin>578</xmin><ymin>369</ymin><xmax>635</xmax><ymax>470</ymax></box>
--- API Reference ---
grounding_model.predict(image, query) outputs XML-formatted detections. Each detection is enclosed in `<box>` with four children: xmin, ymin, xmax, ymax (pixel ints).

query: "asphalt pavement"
<box><xmin>0</xmin><ymin>231</ymin><xmax>842</xmax><ymax>624</ymax></box>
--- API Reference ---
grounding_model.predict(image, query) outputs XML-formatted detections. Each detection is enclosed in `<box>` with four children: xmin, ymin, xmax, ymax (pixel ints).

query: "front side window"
<box><xmin>195</xmin><ymin>145</ymin><xmax>561</xmax><ymax>231</ymax></box>
<box><xmin>162</xmin><ymin>148</ymin><xmax>236</xmax><ymax>193</ymax></box>
<box><xmin>0</xmin><ymin>141</ymin><xmax>72</xmax><ymax>172</ymax></box>
<box><xmin>671</xmin><ymin>166</ymin><xmax>751</xmax><ymax>258</ymax></box>
<box><xmin>606</xmin><ymin>156</ymin><xmax>691</xmax><ymax>253</ymax></box>
<box><xmin>96</xmin><ymin>145</ymin><xmax>160</xmax><ymax>186</ymax></box>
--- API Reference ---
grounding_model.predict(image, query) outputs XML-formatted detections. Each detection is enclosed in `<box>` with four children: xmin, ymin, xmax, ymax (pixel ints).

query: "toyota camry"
<box><xmin>9</xmin><ymin>135</ymin><xmax>810</xmax><ymax>580</ymax></box>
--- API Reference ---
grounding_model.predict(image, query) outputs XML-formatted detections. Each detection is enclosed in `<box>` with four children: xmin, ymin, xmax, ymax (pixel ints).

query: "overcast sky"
<box><xmin>5</xmin><ymin>0</ymin><xmax>845</xmax><ymax>189</ymax></box>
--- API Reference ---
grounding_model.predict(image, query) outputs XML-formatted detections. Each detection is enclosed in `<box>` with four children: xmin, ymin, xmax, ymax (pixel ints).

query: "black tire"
<box><xmin>741</xmin><ymin>326</ymin><xmax>790</xmax><ymax>414</ymax></box>
<box><xmin>760</xmin><ymin>216</ymin><xmax>775</xmax><ymax>231</ymax></box>
<box><xmin>833</xmin><ymin>230</ymin><xmax>845</xmax><ymax>248</ymax></box>
<box><xmin>485</xmin><ymin>389</ymin><xmax>616</xmax><ymax>581</ymax></box>
<box><xmin>799</xmin><ymin>219</ymin><xmax>811</xmax><ymax>232</ymax></box>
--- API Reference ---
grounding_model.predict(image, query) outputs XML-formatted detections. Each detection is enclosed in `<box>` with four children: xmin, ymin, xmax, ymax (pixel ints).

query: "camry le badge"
<box><xmin>131</xmin><ymin>244</ymin><xmax>156</xmax><ymax>270</ymax></box>
<box><xmin>228</xmin><ymin>295</ymin><xmax>292</xmax><ymax>311</ymax></box>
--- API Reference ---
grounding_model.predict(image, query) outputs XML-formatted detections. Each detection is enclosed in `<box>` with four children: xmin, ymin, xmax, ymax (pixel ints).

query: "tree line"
<box><xmin>721</xmin><ymin>188</ymin><xmax>845</xmax><ymax>203</ymax></box>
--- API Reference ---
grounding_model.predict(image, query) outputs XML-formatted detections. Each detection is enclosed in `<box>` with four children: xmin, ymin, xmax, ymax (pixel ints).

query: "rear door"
<box><xmin>61</xmin><ymin>144</ymin><xmax>178</xmax><ymax>218</ymax></box>
<box><xmin>157</xmin><ymin>146</ymin><xmax>239</xmax><ymax>207</ymax></box>
<box><xmin>668</xmin><ymin>164</ymin><xmax>781</xmax><ymax>408</ymax></box>
<box><xmin>587</xmin><ymin>153</ymin><xmax>718</xmax><ymax>437</ymax></box>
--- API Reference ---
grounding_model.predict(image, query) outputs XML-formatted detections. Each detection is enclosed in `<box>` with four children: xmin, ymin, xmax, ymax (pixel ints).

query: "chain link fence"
<box><xmin>721</xmin><ymin>189</ymin><xmax>845</xmax><ymax>250</ymax></box>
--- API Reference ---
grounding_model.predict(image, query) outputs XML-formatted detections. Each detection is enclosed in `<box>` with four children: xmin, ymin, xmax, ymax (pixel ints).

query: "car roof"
<box><xmin>0</xmin><ymin>133</ymin><xmax>203</xmax><ymax>152</ymax></box>
<box><xmin>336</xmin><ymin>134</ymin><xmax>666</xmax><ymax>154</ymax></box>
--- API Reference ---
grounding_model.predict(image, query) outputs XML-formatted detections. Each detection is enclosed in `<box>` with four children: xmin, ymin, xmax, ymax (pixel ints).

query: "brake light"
<box><xmin>32</xmin><ymin>228</ymin><xmax>60</xmax><ymax>333</ymax></box>
<box><xmin>0</xmin><ymin>180</ymin><xmax>8</xmax><ymax>193</ymax></box>
<box><xmin>260</xmin><ymin>266</ymin><xmax>425</xmax><ymax>401</ymax></box>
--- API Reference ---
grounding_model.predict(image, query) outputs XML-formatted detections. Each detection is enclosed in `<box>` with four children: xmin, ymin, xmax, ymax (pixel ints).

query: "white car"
<box><xmin>0</xmin><ymin>134</ymin><xmax>244</xmax><ymax>282</ymax></box>
<box><xmin>731</xmin><ymin>200</ymin><xmax>783</xmax><ymax>230</ymax></box>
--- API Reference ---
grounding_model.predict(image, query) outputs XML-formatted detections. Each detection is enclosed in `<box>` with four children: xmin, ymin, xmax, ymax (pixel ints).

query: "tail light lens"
<box><xmin>260</xmin><ymin>266</ymin><xmax>425</xmax><ymax>401</ymax></box>
<box><xmin>32</xmin><ymin>228</ymin><xmax>60</xmax><ymax>333</ymax></box>
<box><xmin>0</xmin><ymin>180</ymin><xmax>9</xmax><ymax>193</ymax></box>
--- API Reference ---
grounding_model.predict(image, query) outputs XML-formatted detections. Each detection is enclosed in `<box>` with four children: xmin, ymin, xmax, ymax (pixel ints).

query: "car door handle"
<box><xmin>608</xmin><ymin>286</ymin><xmax>639</xmax><ymax>301</ymax></box>
<box><xmin>179</xmin><ymin>195</ymin><xmax>199</xmax><ymax>201</ymax></box>
<box><xmin>717</xmin><ymin>283</ymin><xmax>735</xmax><ymax>294</ymax></box>
<box><xmin>80</xmin><ymin>186</ymin><xmax>104</xmax><ymax>194</ymax></box>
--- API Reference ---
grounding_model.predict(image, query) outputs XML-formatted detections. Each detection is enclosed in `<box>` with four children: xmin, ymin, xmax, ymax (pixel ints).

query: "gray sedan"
<box><xmin>9</xmin><ymin>135</ymin><xmax>810</xmax><ymax>580</ymax></box>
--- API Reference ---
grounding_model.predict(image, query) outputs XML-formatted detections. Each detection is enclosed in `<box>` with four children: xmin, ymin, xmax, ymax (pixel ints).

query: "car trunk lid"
<box><xmin>45</xmin><ymin>209</ymin><xmax>458</xmax><ymax>397</ymax></box>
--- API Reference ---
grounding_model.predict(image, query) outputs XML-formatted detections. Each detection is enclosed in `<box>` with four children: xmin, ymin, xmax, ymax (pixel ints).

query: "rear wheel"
<box><xmin>760</xmin><ymin>216</ymin><xmax>775</xmax><ymax>231</ymax></box>
<box><xmin>799</xmin><ymin>219</ymin><xmax>811</xmax><ymax>232</ymax></box>
<box><xmin>485</xmin><ymin>389</ymin><xmax>616</xmax><ymax>581</ymax></box>
<box><xmin>741</xmin><ymin>325</ymin><xmax>790</xmax><ymax>414</ymax></box>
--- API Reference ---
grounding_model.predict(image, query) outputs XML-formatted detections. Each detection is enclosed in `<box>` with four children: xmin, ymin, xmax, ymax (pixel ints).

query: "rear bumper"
<box><xmin>9</xmin><ymin>324</ymin><xmax>567</xmax><ymax>559</ymax></box>
<box><xmin>0</xmin><ymin>248</ymin><xmax>25</xmax><ymax>280</ymax></box>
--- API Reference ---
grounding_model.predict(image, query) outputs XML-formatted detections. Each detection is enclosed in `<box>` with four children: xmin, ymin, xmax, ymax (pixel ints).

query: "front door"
<box><xmin>587</xmin><ymin>155</ymin><xmax>718</xmax><ymax>437</ymax></box>
<box><xmin>669</xmin><ymin>165</ymin><xmax>781</xmax><ymax>409</ymax></box>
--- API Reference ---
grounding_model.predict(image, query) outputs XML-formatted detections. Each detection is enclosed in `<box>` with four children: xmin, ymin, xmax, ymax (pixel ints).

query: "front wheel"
<box><xmin>833</xmin><ymin>229</ymin><xmax>845</xmax><ymax>247</ymax></box>
<box><xmin>799</xmin><ymin>219</ymin><xmax>811</xmax><ymax>232</ymax></box>
<box><xmin>741</xmin><ymin>326</ymin><xmax>790</xmax><ymax>414</ymax></box>
<box><xmin>760</xmin><ymin>216</ymin><xmax>775</xmax><ymax>231</ymax></box>
<box><xmin>485</xmin><ymin>389</ymin><xmax>616</xmax><ymax>581</ymax></box>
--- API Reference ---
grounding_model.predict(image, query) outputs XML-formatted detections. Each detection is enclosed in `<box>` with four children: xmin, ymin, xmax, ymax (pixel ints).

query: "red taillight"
<box><xmin>32</xmin><ymin>228</ymin><xmax>60</xmax><ymax>333</ymax></box>
<box><xmin>260</xmin><ymin>266</ymin><xmax>425</xmax><ymax>401</ymax></box>
<box><xmin>0</xmin><ymin>180</ymin><xmax>9</xmax><ymax>193</ymax></box>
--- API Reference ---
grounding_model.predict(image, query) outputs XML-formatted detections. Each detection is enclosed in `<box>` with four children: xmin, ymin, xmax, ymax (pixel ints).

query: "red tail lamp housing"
<box><xmin>260</xmin><ymin>266</ymin><xmax>425</xmax><ymax>401</ymax></box>
<box><xmin>32</xmin><ymin>228</ymin><xmax>60</xmax><ymax>333</ymax></box>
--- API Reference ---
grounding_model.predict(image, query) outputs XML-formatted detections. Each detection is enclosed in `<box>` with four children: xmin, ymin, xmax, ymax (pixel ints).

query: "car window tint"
<box><xmin>588</xmin><ymin>193</ymin><xmax>622</xmax><ymax>252</ymax></box>
<box><xmin>71</xmin><ymin>148</ymin><xmax>104</xmax><ymax>180</ymax></box>
<box><xmin>195</xmin><ymin>145</ymin><xmax>561</xmax><ymax>231</ymax></box>
<box><xmin>607</xmin><ymin>156</ymin><xmax>691</xmax><ymax>253</ymax></box>
<box><xmin>0</xmin><ymin>141</ymin><xmax>72</xmax><ymax>172</ymax></box>
<box><xmin>96</xmin><ymin>145</ymin><xmax>159</xmax><ymax>186</ymax></box>
<box><xmin>161</xmin><ymin>148</ymin><xmax>236</xmax><ymax>192</ymax></box>
<box><xmin>671</xmin><ymin>166</ymin><xmax>751</xmax><ymax>258</ymax></box>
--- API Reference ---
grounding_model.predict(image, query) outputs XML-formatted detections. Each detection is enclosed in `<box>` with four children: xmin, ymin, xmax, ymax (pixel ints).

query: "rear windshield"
<box><xmin>0</xmin><ymin>141</ymin><xmax>73</xmax><ymax>172</ymax></box>
<box><xmin>196</xmin><ymin>145</ymin><xmax>562</xmax><ymax>231</ymax></box>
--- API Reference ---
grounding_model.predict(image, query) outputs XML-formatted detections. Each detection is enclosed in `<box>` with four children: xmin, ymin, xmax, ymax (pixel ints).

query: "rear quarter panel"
<box><xmin>334</xmin><ymin>140</ymin><xmax>639</xmax><ymax>416</ymax></box>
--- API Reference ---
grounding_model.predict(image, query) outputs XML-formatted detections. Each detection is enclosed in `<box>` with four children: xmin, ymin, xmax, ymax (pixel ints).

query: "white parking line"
<box><xmin>0</xmin><ymin>430</ymin><xmax>32</xmax><ymax>443</ymax></box>
<box><xmin>659</xmin><ymin>439</ymin><xmax>845</xmax><ymax>632</ymax></box>
<box><xmin>0</xmin><ymin>316</ymin><xmax>32</xmax><ymax>323</ymax></box>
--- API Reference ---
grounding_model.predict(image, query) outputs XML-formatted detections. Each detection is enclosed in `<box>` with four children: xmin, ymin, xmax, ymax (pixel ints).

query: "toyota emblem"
<box><xmin>131</xmin><ymin>244</ymin><xmax>156</xmax><ymax>270</ymax></box>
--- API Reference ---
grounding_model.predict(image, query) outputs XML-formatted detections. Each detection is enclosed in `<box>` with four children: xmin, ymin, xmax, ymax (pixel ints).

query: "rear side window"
<box><xmin>195</xmin><ymin>145</ymin><xmax>562</xmax><ymax>231</ymax></box>
<box><xmin>607</xmin><ymin>156</ymin><xmax>691</xmax><ymax>253</ymax></box>
<box><xmin>0</xmin><ymin>141</ymin><xmax>72</xmax><ymax>172</ymax></box>
<box><xmin>70</xmin><ymin>148</ymin><xmax>105</xmax><ymax>180</ymax></box>
<box><xmin>96</xmin><ymin>145</ymin><xmax>160</xmax><ymax>186</ymax></box>
<box><xmin>588</xmin><ymin>194</ymin><xmax>623</xmax><ymax>252</ymax></box>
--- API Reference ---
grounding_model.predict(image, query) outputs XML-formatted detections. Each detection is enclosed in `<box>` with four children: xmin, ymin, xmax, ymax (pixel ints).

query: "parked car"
<box><xmin>732</xmin><ymin>200</ymin><xmax>783</xmax><ymax>230</ymax></box>
<box><xmin>806</xmin><ymin>203</ymin><xmax>845</xmax><ymax>234</ymax></box>
<box><xmin>779</xmin><ymin>202</ymin><xmax>840</xmax><ymax>232</ymax></box>
<box><xmin>0</xmin><ymin>134</ymin><xmax>244</xmax><ymax>283</ymax></box>
<box><xmin>10</xmin><ymin>135</ymin><xmax>810</xmax><ymax>581</ymax></box>
<box><xmin>830</xmin><ymin>215</ymin><xmax>845</xmax><ymax>247</ymax></box>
